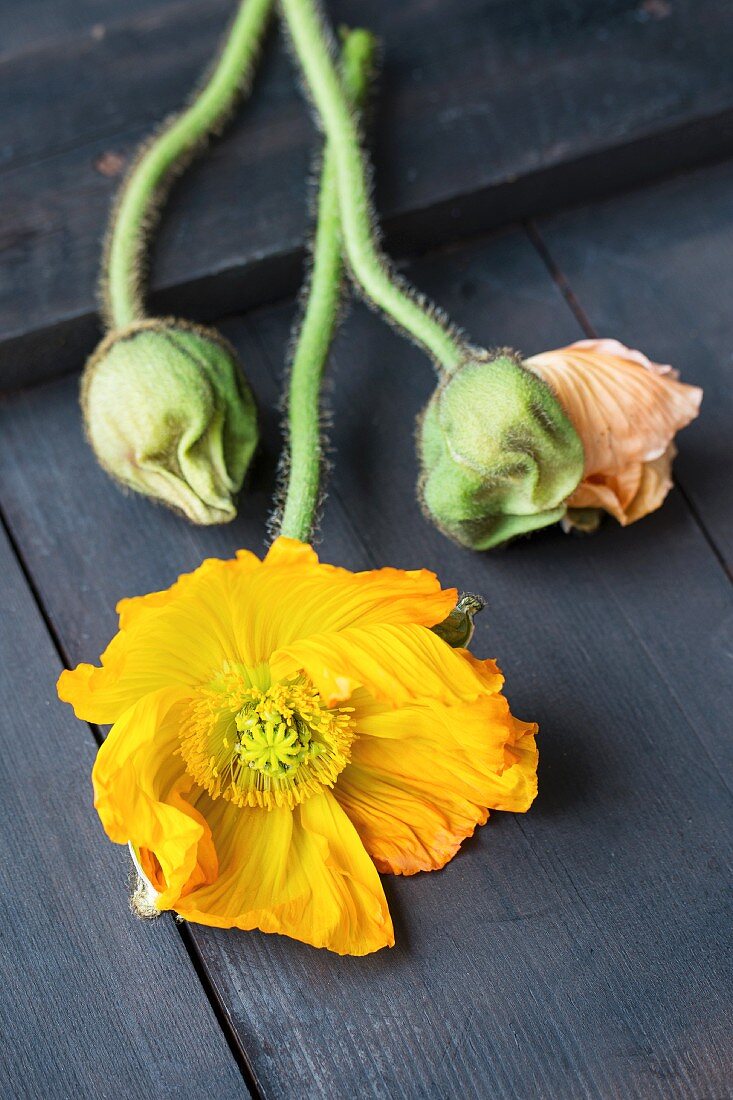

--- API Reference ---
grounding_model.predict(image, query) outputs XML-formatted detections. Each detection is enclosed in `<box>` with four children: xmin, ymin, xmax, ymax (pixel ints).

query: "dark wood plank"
<box><xmin>0</xmin><ymin>0</ymin><xmax>188</xmax><ymax>56</ymax></box>
<box><xmin>1</xmin><ymin>224</ymin><xmax>731</xmax><ymax>1097</ymax></box>
<box><xmin>0</xmin><ymin>524</ymin><xmax>248</xmax><ymax>1097</ymax></box>
<box><xmin>4</xmin><ymin>0</ymin><xmax>733</xmax><ymax>388</ymax></box>
<box><xmin>535</xmin><ymin>157</ymin><xmax>733</xmax><ymax>573</ymax></box>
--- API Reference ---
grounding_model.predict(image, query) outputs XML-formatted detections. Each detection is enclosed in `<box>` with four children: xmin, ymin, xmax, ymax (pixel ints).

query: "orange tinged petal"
<box><xmin>335</xmin><ymin>691</ymin><xmax>537</xmax><ymax>875</ymax></box>
<box><xmin>567</xmin><ymin>444</ymin><xmax>676</xmax><ymax>526</ymax></box>
<box><xmin>171</xmin><ymin>791</ymin><xmax>394</xmax><ymax>955</ymax></box>
<box><xmin>527</xmin><ymin>339</ymin><xmax>701</xmax><ymax>526</ymax></box>
<box><xmin>527</xmin><ymin>339</ymin><xmax>701</xmax><ymax>472</ymax></box>
<box><xmin>622</xmin><ymin>445</ymin><xmax>676</xmax><ymax>524</ymax></box>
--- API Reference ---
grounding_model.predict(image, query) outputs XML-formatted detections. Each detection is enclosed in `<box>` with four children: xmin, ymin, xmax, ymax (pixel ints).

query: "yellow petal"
<box><xmin>172</xmin><ymin>791</ymin><xmax>394</xmax><ymax>955</ymax></box>
<box><xmin>335</xmin><ymin>692</ymin><xmax>537</xmax><ymax>875</ymax></box>
<box><xmin>115</xmin><ymin>550</ymin><xmax>260</xmax><ymax>630</ymax></box>
<box><xmin>527</xmin><ymin>339</ymin><xmax>702</xmax><ymax>476</ymax></box>
<box><xmin>263</xmin><ymin>537</ymin><xmax>319</xmax><ymax>569</ymax></box>
<box><xmin>58</xmin><ymin>555</ymin><xmax>257</xmax><ymax>724</ymax></box>
<box><xmin>270</xmin><ymin>624</ymin><xmax>497</xmax><ymax>707</ymax></box>
<box><xmin>92</xmin><ymin>686</ymin><xmax>217</xmax><ymax>909</ymax></box>
<box><xmin>57</xmin><ymin>538</ymin><xmax>457</xmax><ymax>724</ymax></box>
<box><xmin>248</xmin><ymin>536</ymin><xmax>457</xmax><ymax>647</ymax></box>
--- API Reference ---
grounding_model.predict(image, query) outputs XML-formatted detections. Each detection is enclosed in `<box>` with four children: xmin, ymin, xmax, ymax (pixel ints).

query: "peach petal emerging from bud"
<box><xmin>526</xmin><ymin>339</ymin><xmax>702</xmax><ymax>529</ymax></box>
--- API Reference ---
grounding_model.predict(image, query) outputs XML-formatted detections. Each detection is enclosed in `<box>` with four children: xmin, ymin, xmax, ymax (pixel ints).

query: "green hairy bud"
<box><xmin>81</xmin><ymin>319</ymin><xmax>258</xmax><ymax>525</ymax></box>
<box><xmin>418</xmin><ymin>352</ymin><xmax>584</xmax><ymax>550</ymax></box>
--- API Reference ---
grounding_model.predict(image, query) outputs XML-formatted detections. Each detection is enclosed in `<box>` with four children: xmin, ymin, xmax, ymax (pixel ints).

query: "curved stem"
<box><xmin>280</xmin><ymin>0</ymin><xmax>468</xmax><ymax>376</ymax></box>
<box><xmin>278</xmin><ymin>29</ymin><xmax>375</xmax><ymax>542</ymax></box>
<box><xmin>103</xmin><ymin>0</ymin><xmax>273</xmax><ymax>330</ymax></box>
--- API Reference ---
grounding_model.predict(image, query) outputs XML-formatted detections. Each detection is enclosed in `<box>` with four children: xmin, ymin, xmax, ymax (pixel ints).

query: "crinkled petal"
<box><xmin>57</xmin><ymin>555</ymin><xmax>258</xmax><ymax>724</ymax></box>
<box><xmin>246</xmin><ymin>536</ymin><xmax>456</xmax><ymax>649</ymax></box>
<box><xmin>568</xmin><ymin>463</ymin><xmax>644</xmax><ymax>525</ymax></box>
<box><xmin>527</xmin><ymin>339</ymin><xmax>702</xmax><ymax>476</ymax></box>
<box><xmin>170</xmin><ymin>791</ymin><xmax>394</xmax><ymax>955</ymax></box>
<box><xmin>623</xmin><ymin>445</ymin><xmax>676</xmax><ymax>524</ymax></box>
<box><xmin>270</xmin><ymin>624</ymin><xmax>499</xmax><ymax>707</ymax></box>
<box><xmin>92</xmin><ymin>686</ymin><xmax>217</xmax><ymax>908</ymax></box>
<box><xmin>115</xmin><ymin>550</ymin><xmax>261</xmax><ymax>629</ymax></box>
<box><xmin>57</xmin><ymin>539</ymin><xmax>457</xmax><ymax>724</ymax></box>
<box><xmin>335</xmin><ymin>691</ymin><xmax>538</xmax><ymax>874</ymax></box>
<box><xmin>568</xmin><ymin>445</ymin><xmax>675</xmax><ymax>526</ymax></box>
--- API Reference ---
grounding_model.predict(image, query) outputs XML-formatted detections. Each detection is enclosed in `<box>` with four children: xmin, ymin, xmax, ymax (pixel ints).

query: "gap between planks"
<box><xmin>524</xmin><ymin>219</ymin><xmax>733</xmax><ymax>587</ymax></box>
<box><xmin>1</xmin><ymin>225</ymin><xmax>731</xmax><ymax>1095</ymax></box>
<box><xmin>0</xmin><ymin>497</ymin><xmax>264</xmax><ymax>1100</ymax></box>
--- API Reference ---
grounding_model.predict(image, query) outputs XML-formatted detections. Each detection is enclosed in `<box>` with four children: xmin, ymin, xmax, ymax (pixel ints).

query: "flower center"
<box><xmin>179</xmin><ymin>670</ymin><xmax>354</xmax><ymax>810</ymax></box>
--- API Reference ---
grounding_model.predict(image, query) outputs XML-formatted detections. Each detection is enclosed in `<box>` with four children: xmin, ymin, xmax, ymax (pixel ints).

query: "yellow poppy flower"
<box><xmin>526</xmin><ymin>339</ymin><xmax>702</xmax><ymax>529</ymax></box>
<box><xmin>58</xmin><ymin>538</ymin><xmax>537</xmax><ymax>955</ymax></box>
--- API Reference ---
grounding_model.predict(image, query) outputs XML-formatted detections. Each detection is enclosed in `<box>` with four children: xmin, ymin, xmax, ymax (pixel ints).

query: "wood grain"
<box><xmin>0</xmin><ymin>521</ymin><xmax>248</xmax><ymax>1098</ymax></box>
<box><xmin>3</xmin><ymin>0</ymin><xmax>733</xmax><ymax>388</ymax></box>
<box><xmin>1</xmin><ymin>219</ymin><xmax>730</xmax><ymax>1097</ymax></box>
<box><xmin>534</xmin><ymin>157</ymin><xmax>733</xmax><ymax>574</ymax></box>
<box><xmin>0</xmin><ymin>0</ymin><xmax>182</xmax><ymax>56</ymax></box>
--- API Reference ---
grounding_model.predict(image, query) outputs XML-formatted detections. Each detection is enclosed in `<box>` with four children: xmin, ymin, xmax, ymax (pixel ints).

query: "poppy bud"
<box><xmin>82</xmin><ymin>318</ymin><xmax>257</xmax><ymax>525</ymax></box>
<box><xmin>418</xmin><ymin>351</ymin><xmax>584</xmax><ymax>549</ymax></box>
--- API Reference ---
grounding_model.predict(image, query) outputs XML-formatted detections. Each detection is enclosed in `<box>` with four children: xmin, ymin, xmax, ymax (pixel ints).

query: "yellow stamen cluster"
<box><xmin>179</xmin><ymin>671</ymin><xmax>354</xmax><ymax>810</ymax></box>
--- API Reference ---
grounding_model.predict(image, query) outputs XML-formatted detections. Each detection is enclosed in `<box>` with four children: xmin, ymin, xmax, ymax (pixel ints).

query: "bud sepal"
<box><xmin>418</xmin><ymin>351</ymin><xmax>585</xmax><ymax>550</ymax></box>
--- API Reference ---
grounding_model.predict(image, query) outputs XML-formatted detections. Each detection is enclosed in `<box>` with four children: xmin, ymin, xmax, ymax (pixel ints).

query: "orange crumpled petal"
<box><xmin>526</xmin><ymin>339</ymin><xmax>702</xmax><ymax>527</ymax></box>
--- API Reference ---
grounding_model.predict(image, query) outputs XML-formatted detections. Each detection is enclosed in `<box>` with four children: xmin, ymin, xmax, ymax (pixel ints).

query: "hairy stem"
<box><xmin>278</xmin><ymin>28</ymin><xmax>375</xmax><ymax>542</ymax></box>
<box><xmin>280</xmin><ymin>0</ymin><xmax>469</xmax><ymax>376</ymax></box>
<box><xmin>103</xmin><ymin>0</ymin><xmax>273</xmax><ymax>330</ymax></box>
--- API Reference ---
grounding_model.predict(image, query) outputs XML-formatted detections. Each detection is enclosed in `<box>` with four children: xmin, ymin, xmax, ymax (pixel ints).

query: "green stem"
<box><xmin>278</xmin><ymin>29</ymin><xmax>375</xmax><ymax>543</ymax></box>
<box><xmin>280</xmin><ymin>0</ymin><xmax>469</xmax><ymax>376</ymax></box>
<box><xmin>103</xmin><ymin>0</ymin><xmax>273</xmax><ymax>330</ymax></box>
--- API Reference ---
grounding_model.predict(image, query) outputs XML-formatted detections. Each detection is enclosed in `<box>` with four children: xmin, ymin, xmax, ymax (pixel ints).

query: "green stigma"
<box><xmin>235</xmin><ymin>703</ymin><xmax>323</xmax><ymax>778</ymax></box>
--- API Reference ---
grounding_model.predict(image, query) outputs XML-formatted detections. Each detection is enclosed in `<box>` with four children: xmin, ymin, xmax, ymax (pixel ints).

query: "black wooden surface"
<box><xmin>2</xmin><ymin>0</ymin><xmax>733</xmax><ymax>1095</ymax></box>
<box><xmin>0</xmin><ymin>523</ymin><xmax>246</xmax><ymax>1098</ymax></box>
<box><xmin>4</xmin><ymin>0</ymin><xmax>733</xmax><ymax>387</ymax></box>
<box><xmin>1</xmin><ymin>183</ymin><xmax>731</xmax><ymax>1095</ymax></box>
